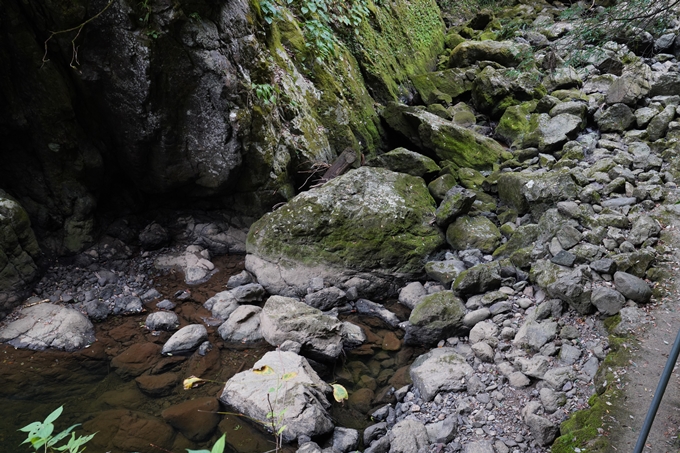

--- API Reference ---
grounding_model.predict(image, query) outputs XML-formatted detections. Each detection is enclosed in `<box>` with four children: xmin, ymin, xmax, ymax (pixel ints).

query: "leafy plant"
<box><xmin>19</xmin><ymin>406</ymin><xmax>96</xmax><ymax>453</ymax></box>
<box><xmin>186</xmin><ymin>433</ymin><xmax>226</xmax><ymax>453</ymax></box>
<box><xmin>139</xmin><ymin>0</ymin><xmax>152</xmax><ymax>25</ymax></box>
<box><xmin>251</xmin><ymin>82</ymin><xmax>279</xmax><ymax>105</ymax></box>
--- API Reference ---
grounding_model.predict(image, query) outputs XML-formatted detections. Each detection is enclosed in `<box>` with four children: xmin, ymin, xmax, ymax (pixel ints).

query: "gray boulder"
<box><xmin>218</xmin><ymin>305</ymin><xmax>263</xmax><ymax>343</ymax></box>
<box><xmin>227</xmin><ymin>270</ymin><xmax>253</xmax><ymax>288</ymax></box>
<box><xmin>453</xmin><ymin>261</ymin><xmax>502</xmax><ymax>296</ymax></box>
<box><xmin>606</xmin><ymin>65</ymin><xmax>652</xmax><ymax>105</ymax></box>
<box><xmin>305</xmin><ymin>287</ymin><xmax>347</xmax><ymax>311</ymax></box>
<box><xmin>449</xmin><ymin>40</ymin><xmax>531</xmax><ymax>68</ymax></box>
<box><xmin>463</xmin><ymin>441</ymin><xmax>495</xmax><ymax>453</ymax></box>
<box><xmin>425</xmin><ymin>258</ymin><xmax>467</xmax><ymax>286</ymax></box>
<box><xmin>595</xmin><ymin>103</ymin><xmax>635</xmax><ymax>132</ymax></box>
<box><xmin>328</xmin><ymin>427</ymin><xmax>360</xmax><ymax>453</ymax></box>
<box><xmin>628</xmin><ymin>215</ymin><xmax>660</xmax><ymax>246</ymax></box>
<box><xmin>497</xmin><ymin>170</ymin><xmax>579</xmax><ymax>217</ymax></box>
<box><xmin>260</xmin><ymin>296</ymin><xmax>345</xmax><ymax>361</ymax></box>
<box><xmin>145</xmin><ymin>311</ymin><xmax>180</xmax><ymax>331</ymax></box>
<box><xmin>220</xmin><ymin>350</ymin><xmax>333</xmax><ymax>443</ymax></box>
<box><xmin>647</xmin><ymin>105</ymin><xmax>675</xmax><ymax>141</ymax></box>
<box><xmin>355</xmin><ymin>299</ymin><xmax>400</xmax><ymax>328</ymax></box>
<box><xmin>389</xmin><ymin>419</ymin><xmax>429</xmax><ymax>453</ymax></box>
<box><xmin>410</xmin><ymin>347</ymin><xmax>474</xmax><ymax>401</ymax></box>
<box><xmin>614</xmin><ymin>271</ymin><xmax>652</xmax><ymax>303</ymax></box>
<box><xmin>404</xmin><ymin>291</ymin><xmax>466</xmax><ymax>346</ymax></box>
<box><xmin>591</xmin><ymin>286</ymin><xmax>626</xmax><ymax>316</ymax></box>
<box><xmin>245</xmin><ymin>167</ymin><xmax>445</xmax><ymax>298</ymax></box>
<box><xmin>0</xmin><ymin>303</ymin><xmax>94</xmax><ymax>351</ymax></box>
<box><xmin>155</xmin><ymin>245</ymin><xmax>216</xmax><ymax>285</ymax></box>
<box><xmin>398</xmin><ymin>282</ymin><xmax>427</xmax><ymax>309</ymax></box>
<box><xmin>161</xmin><ymin>324</ymin><xmax>208</xmax><ymax>355</ymax></box>
<box><xmin>230</xmin><ymin>283</ymin><xmax>267</xmax><ymax>303</ymax></box>
<box><xmin>138</xmin><ymin>222</ymin><xmax>170</xmax><ymax>250</ymax></box>
<box><xmin>204</xmin><ymin>290</ymin><xmax>239</xmax><ymax>321</ymax></box>
<box><xmin>522</xmin><ymin>401</ymin><xmax>559</xmax><ymax>446</ymax></box>
<box><xmin>537</xmin><ymin>113</ymin><xmax>585</xmax><ymax>152</ymax></box>
<box><xmin>425</xmin><ymin>416</ymin><xmax>458</xmax><ymax>443</ymax></box>
<box><xmin>531</xmin><ymin>260</ymin><xmax>593</xmax><ymax>314</ymax></box>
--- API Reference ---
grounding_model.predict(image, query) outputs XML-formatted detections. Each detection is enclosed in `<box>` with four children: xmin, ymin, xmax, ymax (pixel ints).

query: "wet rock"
<box><xmin>218</xmin><ymin>305</ymin><xmax>263</xmax><ymax>343</ymax></box>
<box><xmin>111</xmin><ymin>343</ymin><xmax>162</xmax><ymax>379</ymax></box>
<box><xmin>365</xmin><ymin>422</ymin><xmax>388</xmax><ymax>445</ymax></box>
<box><xmin>260</xmin><ymin>296</ymin><xmax>345</xmax><ymax>361</ymax></box>
<box><xmin>83</xmin><ymin>409</ymin><xmax>174</xmax><ymax>453</ymax></box>
<box><xmin>111</xmin><ymin>296</ymin><xmax>143</xmax><ymax>315</ymax></box>
<box><xmin>145</xmin><ymin>311</ymin><xmax>180</xmax><ymax>331</ymax></box>
<box><xmin>134</xmin><ymin>373</ymin><xmax>180</xmax><ymax>397</ymax></box>
<box><xmin>220</xmin><ymin>350</ymin><xmax>333</xmax><ymax>443</ymax></box>
<box><xmin>410</xmin><ymin>347</ymin><xmax>474</xmax><ymax>401</ymax></box>
<box><xmin>162</xmin><ymin>397</ymin><xmax>220</xmax><ymax>442</ymax></box>
<box><xmin>161</xmin><ymin>324</ymin><xmax>208</xmax><ymax>355</ymax></box>
<box><xmin>0</xmin><ymin>303</ymin><xmax>94</xmax><ymax>351</ymax></box>
<box><xmin>355</xmin><ymin>299</ymin><xmax>400</xmax><ymax>328</ymax></box>
<box><xmin>614</xmin><ymin>271</ymin><xmax>652</xmax><ymax>303</ymax></box>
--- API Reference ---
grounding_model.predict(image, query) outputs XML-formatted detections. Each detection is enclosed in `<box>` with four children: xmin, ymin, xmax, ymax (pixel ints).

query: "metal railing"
<box><xmin>633</xmin><ymin>328</ymin><xmax>680</xmax><ymax>452</ymax></box>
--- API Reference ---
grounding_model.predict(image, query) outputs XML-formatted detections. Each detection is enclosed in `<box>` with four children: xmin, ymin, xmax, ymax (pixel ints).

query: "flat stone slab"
<box><xmin>0</xmin><ymin>303</ymin><xmax>95</xmax><ymax>351</ymax></box>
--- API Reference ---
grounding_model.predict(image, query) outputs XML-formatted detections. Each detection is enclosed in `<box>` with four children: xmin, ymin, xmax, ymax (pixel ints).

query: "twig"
<box><xmin>42</xmin><ymin>0</ymin><xmax>116</xmax><ymax>68</ymax></box>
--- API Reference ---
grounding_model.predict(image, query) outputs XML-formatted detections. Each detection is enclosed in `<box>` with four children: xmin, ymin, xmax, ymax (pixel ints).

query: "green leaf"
<box><xmin>211</xmin><ymin>433</ymin><xmax>227</xmax><ymax>453</ymax></box>
<box><xmin>276</xmin><ymin>424</ymin><xmax>287</xmax><ymax>435</ymax></box>
<box><xmin>47</xmin><ymin>424</ymin><xmax>79</xmax><ymax>447</ymax></box>
<box><xmin>44</xmin><ymin>406</ymin><xmax>64</xmax><ymax>425</ymax></box>
<box><xmin>332</xmin><ymin>384</ymin><xmax>348</xmax><ymax>403</ymax></box>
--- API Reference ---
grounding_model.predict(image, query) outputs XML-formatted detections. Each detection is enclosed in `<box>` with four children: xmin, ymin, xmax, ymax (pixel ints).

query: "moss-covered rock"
<box><xmin>410</xmin><ymin>69</ymin><xmax>473</xmax><ymax>105</ymax></box>
<box><xmin>404</xmin><ymin>291</ymin><xmax>467</xmax><ymax>345</ymax></box>
<box><xmin>446</xmin><ymin>215</ymin><xmax>501</xmax><ymax>254</ymax></box>
<box><xmin>246</xmin><ymin>167</ymin><xmax>445</xmax><ymax>296</ymax></box>
<box><xmin>493</xmin><ymin>224</ymin><xmax>541</xmax><ymax>259</ymax></box>
<box><xmin>497</xmin><ymin>169</ymin><xmax>579</xmax><ymax>218</ymax></box>
<box><xmin>448</xmin><ymin>40</ymin><xmax>531</xmax><ymax>68</ymax></box>
<box><xmin>495</xmin><ymin>101</ymin><xmax>538</xmax><ymax>147</ymax></box>
<box><xmin>453</xmin><ymin>261</ymin><xmax>502</xmax><ymax>296</ymax></box>
<box><xmin>428</xmin><ymin>174</ymin><xmax>458</xmax><ymax>202</ymax></box>
<box><xmin>472</xmin><ymin>66</ymin><xmax>546</xmax><ymax>118</ymax></box>
<box><xmin>382</xmin><ymin>103</ymin><xmax>503</xmax><ymax>170</ymax></box>
<box><xmin>366</xmin><ymin>147</ymin><xmax>441</xmax><ymax>178</ymax></box>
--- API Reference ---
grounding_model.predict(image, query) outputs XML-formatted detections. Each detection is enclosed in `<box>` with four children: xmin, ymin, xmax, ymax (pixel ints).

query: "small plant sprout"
<box><xmin>19</xmin><ymin>406</ymin><xmax>96</xmax><ymax>453</ymax></box>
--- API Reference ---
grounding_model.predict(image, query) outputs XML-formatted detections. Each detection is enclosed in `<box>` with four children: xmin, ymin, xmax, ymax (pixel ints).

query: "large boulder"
<box><xmin>448</xmin><ymin>40</ymin><xmax>531</xmax><ymax>68</ymax></box>
<box><xmin>382</xmin><ymin>103</ymin><xmax>503</xmax><ymax>170</ymax></box>
<box><xmin>410</xmin><ymin>347</ymin><xmax>474</xmax><ymax>401</ymax></box>
<box><xmin>0</xmin><ymin>303</ymin><xmax>94</xmax><ymax>351</ymax></box>
<box><xmin>530</xmin><ymin>260</ymin><xmax>593</xmax><ymax>314</ymax></box>
<box><xmin>366</xmin><ymin>148</ymin><xmax>440</xmax><ymax>178</ymax></box>
<box><xmin>220</xmin><ymin>350</ymin><xmax>334</xmax><ymax>443</ymax></box>
<box><xmin>497</xmin><ymin>170</ymin><xmax>579</xmax><ymax>218</ymax></box>
<box><xmin>410</xmin><ymin>69</ymin><xmax>473</xmax><ymax>105</ymax></box>
<box><xmin>404</xmin><ymin>291</ymin><xmax>467</xmax><ymax>345</ymax></box>
<box><xmin>260</xmin><ymin>296</ymin><xmax>348</xmax><ymax>361</ymax></box>
<box><xmin>246</xmin><ymin>167</ymin><xmax>445</xmax><ymax>297</ymax></box>
<box><xmin>471</xmin><ymin>66</ymin><xmax>546</xmax><ymax>118</ymax></box>
<box><xmin>0</xmin><ymin>191</ymin><xmax>41</xmax><ymax>319</ymax></box>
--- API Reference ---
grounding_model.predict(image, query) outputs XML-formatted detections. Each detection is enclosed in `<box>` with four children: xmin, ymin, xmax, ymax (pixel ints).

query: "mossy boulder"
<box><xmin>0</xmin><ymin>191</ymin><xmax>41</xmax><ymax>320</ymax></box>
<box><xmin>428</xmin><ymin>174</ymin><xmax>458</xmax><ymax>202</ymax></box>
<box><xmin>382</xmin><ymin>103</ymin><xmax>503</xmax><ymax>170</ymax></box>
<box><xmin>472</xmin><ymin>66</ymin><xmax>546</xmax><ymax>118</ymax></box>
<box><xmin>453</xmin><ymin>261</ymin><xmax>502</xmax><ymax>296</ymax></box>
<box><xmin>435</xmin><ymin>187</ymin><xmax>476</xmax><ymax>227</ymax></box>
<box><xmin>245</xmin><ymin>167</ymin><xmax>446</xmax><ymax>297</ymax></box>
<box><xmin>410</xmin><ymin>69</ymin><xmax>474</xmax><ymax>105</ymax></box>
<box><xmin>448</xmin><ymin>40</ymin><xmax>531</xmax><ymax>68</ymax></box>
<box><xmin>530</xmin><ymin>260</ymin><xmax>594</xmax><ymax>314</ymax></box>
<box><xmin>497</xmin><ymin>170</ymin><xmax>580</xmax><ymax>218</ymax></box>
<box><xmin>366</xmin><ymin>147</ymin><xmax>441</xmax><ymax>178</ymax></box>
<box><xmin>404</xmin><ymin>291</ymin><xmax>467</xmax><ymax>345</ymax></box>
<box><xmin>446</xmin><ymin>215</ymin><xmax>501</xmax><ymax>254</ymax></box>
<box><xmin>495</xmin><ymin>101</ymin><xmax>539</xmax><ymax>147</ymax></box>
<box><xmin>493</xmin><ymin>224</ymin><xmax>541</xmax><ymax>259</ymax></box>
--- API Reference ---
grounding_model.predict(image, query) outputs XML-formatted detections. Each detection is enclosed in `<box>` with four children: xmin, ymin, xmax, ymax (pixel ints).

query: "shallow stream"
<box><xmin>0</xmin><ymin>254</ymin><xmax>417</xmax><ymax>453</ymax></box>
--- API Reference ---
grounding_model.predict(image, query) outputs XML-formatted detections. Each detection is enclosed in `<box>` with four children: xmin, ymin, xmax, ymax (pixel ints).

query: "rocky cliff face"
<box><xmin>0</xmin><ymin>0</ymin><xmax>444</xmax><ymax>311</ymax></box>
